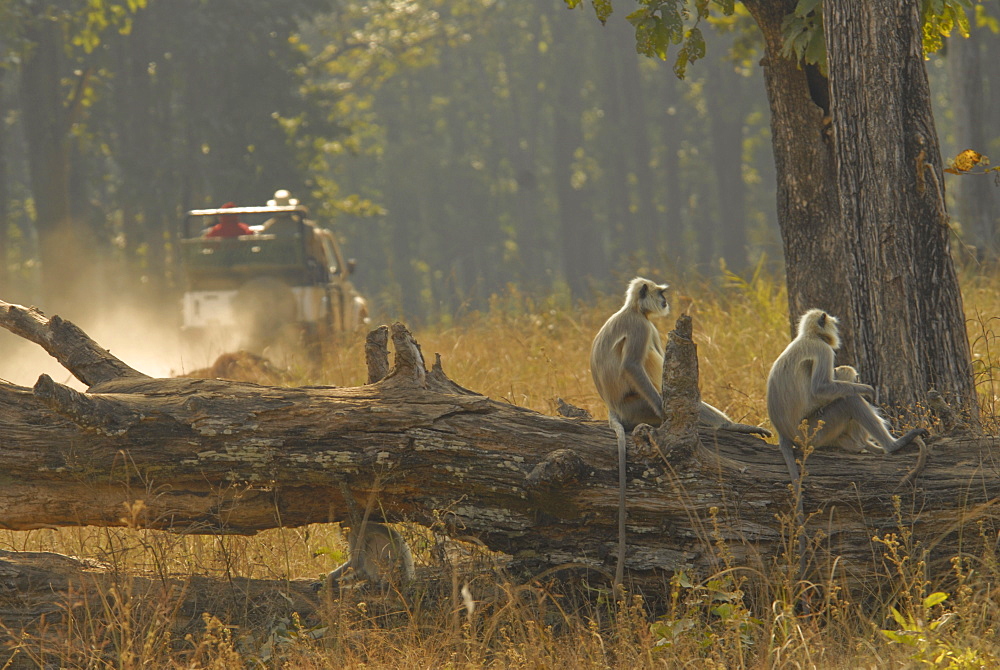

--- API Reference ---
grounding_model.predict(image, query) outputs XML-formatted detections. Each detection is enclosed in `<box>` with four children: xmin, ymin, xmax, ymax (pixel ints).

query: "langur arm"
<box><xmin>809</xmin><ymin>350</ymin><xmax>874</xmax><ymax>404</ymax></box>
<box><xmin>621</xmin><ymin>338</ymin><xmax>664</xmax><ymax>421</ymax></box>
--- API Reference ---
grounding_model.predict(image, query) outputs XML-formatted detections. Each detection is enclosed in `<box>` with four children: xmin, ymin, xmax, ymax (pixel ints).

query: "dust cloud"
<box><xmin>0</xmin><ymin>294</ymin><xmax>236</xmax><ymax>390</ymax></box>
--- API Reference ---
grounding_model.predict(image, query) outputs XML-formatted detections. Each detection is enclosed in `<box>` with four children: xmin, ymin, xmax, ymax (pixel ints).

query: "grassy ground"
<box><xmin>3</xmin><ymin>267</ymin><xmax>1000</xmax><ymax>668</ymax></box>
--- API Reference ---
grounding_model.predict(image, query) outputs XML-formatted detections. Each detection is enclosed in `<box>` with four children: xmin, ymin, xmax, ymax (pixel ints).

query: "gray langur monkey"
<box><xmin>767</xmin><ymin>310</ymin><xmax>927</xmax><ymax>465</ymax></box>
<box><xmin>325</xmin><ymin>522</ymin><xmax>415</xmax><ymax>591</ymax></box>
<box><xmin>766</xmin><ymin>310</ymin><xmax>928</xmax><ymax>530</ymax></box>
<box><xmin>591</xmin><ymin>277</ymin><xmax>772</xmax><ymax>587</ymax></box>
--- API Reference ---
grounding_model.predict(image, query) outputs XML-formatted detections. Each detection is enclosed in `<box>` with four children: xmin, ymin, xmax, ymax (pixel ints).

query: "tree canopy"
<box><xmin>0</xmin><ymin>0</ymin><xmax>996</xmax><ymax>326</ymax></box>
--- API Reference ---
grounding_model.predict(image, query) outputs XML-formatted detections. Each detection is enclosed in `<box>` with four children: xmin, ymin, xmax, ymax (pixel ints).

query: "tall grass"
<box><xmin>4</xmin><ymin>266</ymin><xmax>1000</xmax><ymax>668</ymax></box>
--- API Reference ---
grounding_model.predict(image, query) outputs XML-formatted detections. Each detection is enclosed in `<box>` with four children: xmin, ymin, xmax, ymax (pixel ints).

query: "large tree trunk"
<box><xmin>0</xmin><ymin>298</ymin><xmax>994</xmax><ymax>601</ymax></box>
<box><xmin>824</xmin><ymin>0</ymin><xmax>979</xmax><ymax>423</ymax></box>
<box><xmin>742</xmin><ymin>0</ymin><xmax>854</xmax><ymax>353</ymax></box>
<box><xmin>736</xmin><ymin>0</ymin><xmax>979</xmax><ymax>426</ymax></box>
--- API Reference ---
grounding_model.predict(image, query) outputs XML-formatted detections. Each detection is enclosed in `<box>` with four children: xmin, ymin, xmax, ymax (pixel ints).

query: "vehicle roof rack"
<box><xmin>186</xmin><ymin>205</ymin><xmax>308</xmax><ymax>217</ymax></box>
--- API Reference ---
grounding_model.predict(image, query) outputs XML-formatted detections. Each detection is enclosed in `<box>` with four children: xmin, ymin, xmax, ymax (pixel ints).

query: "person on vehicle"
<box><xmin>262</xmin><ymin>189</ymin><xmax>302</xmax><ymax>233</ymax></box>
<box><xmin>205</xmin><ymin>202</ymin><xmax>252</xmax><ymax>238</ymax></box>
<box><xmin>263</xmin><ymin>189</ymin><xmax>329</xmax><ymax>280</ymax></box>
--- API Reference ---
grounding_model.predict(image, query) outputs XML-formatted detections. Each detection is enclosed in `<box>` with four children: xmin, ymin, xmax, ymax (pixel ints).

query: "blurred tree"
<box><xmin>1</xmin><ymin>0</ymin><xmax>339</xmax><ymax>313</ymax></box>
<box><xmin>13</xmin><ymin>3</ymin><xmax>127</xmax><ymax>313</ymax></box>
<box><xmin>551</xmin><ymin>5</ymin><xmax>603</xmax><ymax>296</ymax></box>
<box><xmin>291</xmin><ymin>0</ymin><xmax>459</xmax><ymax>317</ymax></box>
<box><xmin>599</xmin><ymin>17</ymin><xmax>657</xmax><ymax>266</ymax></box>
<box><xmin>707</xmin><ymin>62</ymin><xmax>751</xmax><ymax>273</ymax></box>
<box><xmin>947</xmin><ymin>18</ymin><xmax>1000</xmax><ymax>257</ymax></box>
<box><xmin>300</xmin><ymin>0</ymin><xmax>755</xmax><ymax>313</ymax></box>
<box><xmin>655</xmin><ymin>74</ymin><xmax>685</xmax><ymax>269</ymax></box>
<box><xmin>0</xmin><ymin>68</ymin><xmax>7</xmax><ymax>292</ymax></box>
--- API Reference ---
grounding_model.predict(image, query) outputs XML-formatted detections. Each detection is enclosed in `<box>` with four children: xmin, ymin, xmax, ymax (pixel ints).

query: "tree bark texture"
<box><xmin>0</xmin><ymin>547</ymin><xmax>332</xmax><ymax>669</ymax></box>
<box><xmin>824</xmin><ymin>0</ymin><xmax>979</xmax><ymax>423</ymax></box>
<box><xmin>0</xmin><ymin>300</ymin><xmax>995</xmax><ymax>597</ymax></box>
<box><xmin>741</xmin><ymin>0</ymin><xmax>856</xmax><ymax>357</ymax></box>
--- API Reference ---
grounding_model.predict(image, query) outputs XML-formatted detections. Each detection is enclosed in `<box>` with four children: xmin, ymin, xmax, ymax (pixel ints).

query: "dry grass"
<box><xmin>4</xmin><ymin>266</ymin><xmax>1000</xmax><ymax>668</ymax></box>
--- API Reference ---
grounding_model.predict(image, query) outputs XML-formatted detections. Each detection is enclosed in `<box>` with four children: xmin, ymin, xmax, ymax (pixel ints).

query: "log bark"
<box><xmin>0</xmin><ymin>299</ymin><xmax>995</xmax><ymax>596</ymax></box>
<box><xmin>0</xmin><ymin>549</ymin><xmax>323</xmax><ymax>645</ymax></box>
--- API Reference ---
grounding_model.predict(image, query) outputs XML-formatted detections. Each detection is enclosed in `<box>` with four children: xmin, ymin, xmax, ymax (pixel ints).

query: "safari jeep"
<box><xmin>179</xmin><ymin>204</ymin><xmax>368</xmax><ymax>364</ymax></box>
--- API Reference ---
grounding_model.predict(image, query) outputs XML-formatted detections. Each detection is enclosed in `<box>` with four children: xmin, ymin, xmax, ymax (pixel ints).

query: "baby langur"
<box><xmin>325</xmin><ymin>522</ymin><xmax>415</xmax><ymax>591</ymax></box>
<box><xmin>829</xmin><ymin>365</ymin><xmax>891</xmax><ymax>453</ymax></box>
<box><xmin>591</xmin><ymin>277</ymin><xmax>771</xmax><ymax>587</ymax></box>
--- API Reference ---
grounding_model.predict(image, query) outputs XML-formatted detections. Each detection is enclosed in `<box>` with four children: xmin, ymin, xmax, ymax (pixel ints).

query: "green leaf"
<box><xmin>686</xmin><ymin>26</ymin><xmax>706</xmax><ymax>60</ymax></box>
<box><xmin>882</xmin><ymin>630</ymin><xmax>919</xmax><ymax>646</ymax></box>
<box><xmin>923</xmin><ymin>592</ymin><xmax>949</xmax><ymax>609</ymax></box>
<box><xmin>890</xmin><ymin>606</ymin><xmax>908</xmax><ymax>628</ymax></box>
<box><xmin>715</xmin><ymin>0</ymin><xmax>735</xmax><ymax>15</ymax></box>
<box><xmin>672</xmin><ymin>46</ymin><xmax>689</xmax><ymax>78</ymax></box>
<box><xmin>592</xmin><ymin>0</ymin><xmax>613</xmax><ymax>24</ymax></box>
<box><xmin>654</xmin><ymin>17</ymin><xmax>673</xmax><ymax>59</ymax></box>
<box><xmin>662</xmin><ymin>9</ymin><xmax>685</xmax><ymax>45</ymax></box>
<box><xmin>952</xmin><ymin>4</ymin><xmax>971</xmax><ymax>37</ymax></box>
<box><xmin>626</xmin><ymin>7</ymin><xmax>650</xmax><ymax>27</ymax></box>
<box><xmin>804</xmin><ymin>22</ymin><xmax>826</xmax><ymax>71</ymax></box>
<box><xmin>780</xmin><ymin>15</ymin><xmax>806</xmax><ymax>60</ymax></box>
<box><xmin>711</xmin><ymin>603</ymin><xmax>734</xmax><ymax>619</ymax></box>
<box><xmin>921</xmin><ymin>0</ymin><xmax>974</xmax><ymax>52</ymax></box>
<box><xmin>977</xmin><ymin>5</ymin><xmax>1000</xmax><ymax>33</ymax></box>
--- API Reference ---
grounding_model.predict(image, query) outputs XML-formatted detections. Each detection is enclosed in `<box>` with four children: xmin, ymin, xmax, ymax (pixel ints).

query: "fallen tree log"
<box><xmin>0</xmin><ymin>549</ymin><xmax>323</xmax><ymax>647</ymax></box>
<box><xmin>1</xmin><ymin>298</ymin><xmax>997</xmax><ymax>596</ymax></box>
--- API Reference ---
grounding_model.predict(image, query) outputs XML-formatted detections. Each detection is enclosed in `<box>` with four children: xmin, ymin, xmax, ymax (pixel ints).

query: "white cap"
<box><xmin>267</xmin><ymin>189</ymin><xmax>299</xmax><ymax>207</ymax></box>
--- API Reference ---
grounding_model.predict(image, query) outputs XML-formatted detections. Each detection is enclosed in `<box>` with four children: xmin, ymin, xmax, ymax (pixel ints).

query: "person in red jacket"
<box><xmin>205</xmin><ymin>202</ymin><xmax>252</xmax><ymax>238</ymax></box>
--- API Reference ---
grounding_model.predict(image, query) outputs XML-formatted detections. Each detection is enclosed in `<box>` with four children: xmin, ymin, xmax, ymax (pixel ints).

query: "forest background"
<box><xmin>0</xmin><ymin>0</ymin><xmax>998</xmax><ymax>384</ymax></box>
